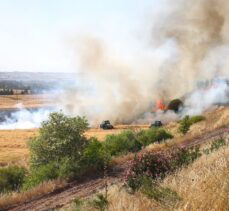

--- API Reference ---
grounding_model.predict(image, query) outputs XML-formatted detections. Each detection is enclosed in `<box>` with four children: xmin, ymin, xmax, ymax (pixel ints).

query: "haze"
<box><xmin>0</xmin><ymin>0</ymin><xmax>158</xmax><ymax>72</ymax></box>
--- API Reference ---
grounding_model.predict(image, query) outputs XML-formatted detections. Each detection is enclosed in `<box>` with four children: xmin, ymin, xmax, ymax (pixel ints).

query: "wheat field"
<box><xmin>0</xmin><ymin>94</ymin><xmax>54</xmax><ymax>109</ymax></box>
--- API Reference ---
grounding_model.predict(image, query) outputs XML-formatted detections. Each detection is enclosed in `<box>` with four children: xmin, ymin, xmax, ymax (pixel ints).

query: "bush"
<box><xmin>125</xmin><ymin>146</ymin><xmax>202</xmax><ymax>191</ymax></box>
<box><xmin>80</xmin><ymin>138</ymin><xmax>111</xmax><ymax>172</ymax></box>
<box><xmin>179</xmin><ymin>116</ymin><xmax>191</xmax><ymax>134</ymax></box>
<box><xmin>27</xmin><ymin>112</ymin><xmax>89</xmax><ymax>185</ymax></box>
<box><xmin>0</xmin><ymin>166</ymin><xmax>26</xmax><ymax>193</ymax></box>
<box><xmin>125</xmin><ymin>152</ymin><xmax>172</xmax><ymax>190</ymax></box>
<box><xmin>179</xmin><ymin>115</ymin><xmax>205</xmax><ymax>135</ymax></box>
<box><xmin>104</xmin><ymin>130</ymin><xmax>142</xmax><ymax>156</ymax></box>
<box><xmin>137</xmin><ymin>128</ymin><xmax>173</xmax><ymax>146</ymax></box>
<box><xmin>23</xmin><ymin>162</ymin><xmax>59</xmax><ymax>189</ymax></box>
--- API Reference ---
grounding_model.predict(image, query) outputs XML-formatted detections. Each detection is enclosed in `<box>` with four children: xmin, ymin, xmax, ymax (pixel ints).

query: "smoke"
<box><xmin>2</xmin><ymin>0</ymin><xmax>229</xmax><ymax>129</ymax></box>
<box><xmin>0</xmin><ymin>105</ymin><xmax>54</xmax><ymax>130</ymax></box>
<box><xmin>57</xmin><ymin>0</ymin><xmax>229</xmax><ymax>125</ymax></box>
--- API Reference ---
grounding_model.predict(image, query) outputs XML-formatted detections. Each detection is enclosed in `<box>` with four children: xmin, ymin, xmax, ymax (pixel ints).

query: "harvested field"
<box><xmin>0</xmin><ymin>125</ymin><xmax>148</xmax><ymax>166</ymax></box>
<box><xmin>0</xmin><ymin>129</ymin><xmax>37</xmax><ymax>166</ymax></box>
<box><xmin>0</xmin><ymin>106</ymin><xmax>228</xmax><ymax>166</ymax></box>
<box><xmin>0</xmin><ymin>94</ymin><xmax>55</xmax><ymax>109</ymax></box>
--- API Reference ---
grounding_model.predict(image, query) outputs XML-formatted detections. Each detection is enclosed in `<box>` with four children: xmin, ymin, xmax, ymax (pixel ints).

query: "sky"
<box><xmin>0</xmin><ymin>0</ymin><xmax>158</xmax><ymax>72</ymax></box>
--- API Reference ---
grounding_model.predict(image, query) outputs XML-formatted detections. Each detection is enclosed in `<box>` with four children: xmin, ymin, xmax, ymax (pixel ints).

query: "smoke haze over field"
<box><xmin>59</xmin><ymin>0</ymin><xmax>229</xmax><ymax>124</ymax></box>
<box><xmin>0</xmin><ymin>0</ymin><xmax>229</xmax><ymax>129</ymax></box>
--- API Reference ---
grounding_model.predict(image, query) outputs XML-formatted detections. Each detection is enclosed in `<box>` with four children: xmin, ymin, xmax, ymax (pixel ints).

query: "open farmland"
<box><xmin>0</xmin><ymin>94</ymin><xmax>55</xmax><ymax>109</ymax></box>
<box><xmin>0</xmin><ymin>106</ymin><xmax>228</xmax><ymax>167</ymax></box>
<box><xmin>0</xmin><ymin>125</ymin><xmax>149</xmax><ymax>166</ymax></box>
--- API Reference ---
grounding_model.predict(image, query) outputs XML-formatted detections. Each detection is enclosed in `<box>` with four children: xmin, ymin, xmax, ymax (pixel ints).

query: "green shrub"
<box><xmin>137</xmin><ymin>128</ymin><xmax>173</xmax><ymax>146</ymax></box>
<box><xmin>80</xmin><ymin>138</ymin><xmax>111</xmax><ymax>171</ymax></box>
<box><xmin>179</xmin><ymin>115</ymin><xmax>205</xmax><ymax>135</ymax></box>
<box><xmin>0</xmin><ymin>166</ymin><xmax>26</xmax><ymax>193</ymax></box>
<box><xmin>23</xmin><ymin>162</ymin><xmax>59</xmax><ymax>189</ymax></box>
<box><xmin>104</xmin><ymin>130</ymin><xmax>142</xmax><ymax>156</ymax></box>
<box><xmin>189</xmin><ymin>115</ymin><xmax>205</xmax><ymax>124</ymax></box>
<box><xmin>179</xmin><ymin>116</ymin><xmax>191</xmax><ymax>134</ymax></box>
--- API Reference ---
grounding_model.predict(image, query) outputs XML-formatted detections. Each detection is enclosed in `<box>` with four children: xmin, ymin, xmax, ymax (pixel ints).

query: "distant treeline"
<box><xmin>0</xmin><ymin>80</ymin><xmax>57</xmax><ymax>94</ymax></box>
<box><xmin>0</xmin><ymin>89</ymin><xmax>30</xmax><ymax>95</ymax></box>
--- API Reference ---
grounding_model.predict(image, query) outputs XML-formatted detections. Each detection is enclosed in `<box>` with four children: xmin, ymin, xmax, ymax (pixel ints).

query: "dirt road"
<box><xmin>4</xmin><ymin>127</ymin><xmax>229</xmax><ymax>211</ymax></box>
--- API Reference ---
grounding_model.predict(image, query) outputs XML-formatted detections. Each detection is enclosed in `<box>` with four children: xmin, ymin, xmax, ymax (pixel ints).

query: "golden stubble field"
<box><xmin>0</xmin><ymin>94</ymin><xmax>54</xmax><ymax>109</ymax></box>
<box><xmin>0</xmin><ymin>125</ymin><xmax>150</xmax><ymax>166</ymax></box>
<box><xmin>0</xmin><ymin>94</ymin><xmax>228</xmax><ymax>167</ymax></box>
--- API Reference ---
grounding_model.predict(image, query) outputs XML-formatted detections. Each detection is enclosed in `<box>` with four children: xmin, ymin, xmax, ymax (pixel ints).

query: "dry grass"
<box><xmin>67</xmin><ymin>137</ymin><xmax>229</xmax><ymax>211</ymax></box>
<box><xmin>1</xmin><ymin>106</ymin><xmax>226</xmax><ymax>166</ymax></box>
<box><xmin>163</xmin><ymin>141</ymin><xmax>229</xmax><ymax>210</ymax></box>
<box><xmin>0</xmin><ymin>179</ymin><xmax>66</xmax><ymax>210</ymax></box>
<box><xmin>0</xmin><ymin>125</ymin><xmax>147</xmax><ymax>166</ymax></box>
<box><xmin>0</xmin><ymin>129</ymin><xmax>37</xmax><ymax>166</ymax></box>
<box><xmin>0</xmin><ymin>94</ymin><xmax>55</xmax><ymax>109</ymax></box>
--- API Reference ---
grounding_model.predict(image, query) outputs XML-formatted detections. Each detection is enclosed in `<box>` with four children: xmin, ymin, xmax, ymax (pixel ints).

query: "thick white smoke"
<box><xmin>58</xmin><ymin>0</ymin><xmax>229</xmax><ymax>125</ymax></box>
<box><xmin>0</xmin><ymin>105</ymin><xmax>54</xmax><ymax>130</ymax></box>
<box><xmin>1</xmin><ymin>0</ymin><xmax>229</xmax><ymax>129</ymax></box>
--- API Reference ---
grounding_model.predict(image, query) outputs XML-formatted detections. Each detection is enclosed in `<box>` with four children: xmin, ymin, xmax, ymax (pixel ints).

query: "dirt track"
<box><xmin>4</xmin><ymin>127</ymin><xmax>229</xmax><ymax>211</ymax></box>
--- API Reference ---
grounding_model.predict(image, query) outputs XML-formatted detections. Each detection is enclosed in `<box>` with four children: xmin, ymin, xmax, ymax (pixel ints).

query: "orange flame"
<box><xmin>155</xmin><ymin>99</ymin><xmax>166</xmax><ymax>111</ymax></box>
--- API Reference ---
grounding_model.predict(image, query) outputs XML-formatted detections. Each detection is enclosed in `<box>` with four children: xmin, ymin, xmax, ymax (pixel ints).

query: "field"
<box><xmin>0</xmin><ymin>125</ymin><xmax>150</xmax><ymax>166</ymax></box>
<box><xmin>0</xmin><ymin>106</ymin><xmax>228</xmax><ymax>167</ymax></box>
<box><xmin>0</xmin><ymin>94</ymin><xmax>54</xmax><ymax>109</ymax></box>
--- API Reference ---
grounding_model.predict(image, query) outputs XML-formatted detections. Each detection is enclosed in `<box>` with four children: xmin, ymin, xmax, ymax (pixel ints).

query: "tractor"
<box><xmin>100</xmin><ymin>120</ymin><xmax>114</xmax><ymax>130</ymax></box>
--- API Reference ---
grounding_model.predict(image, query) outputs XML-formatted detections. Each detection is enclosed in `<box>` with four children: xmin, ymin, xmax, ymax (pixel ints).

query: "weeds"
<box><xmin>91</xmin><ymin>193</ymin><xmax>109</xmax><ymax>211</ymax></box>
<box><xmin>203</xmin><ymin>138</ymin><xmax>227</xmax><ymax>155</ymax></box>
<box><xmin>73</xmin><ymin>198</ymin><xmax>84</xmax><ymax>211</ymax></box>
<box><xmin>140</xmin><ymin>177</ymin><xmax>181</xmax><ymax>204</ymax></box>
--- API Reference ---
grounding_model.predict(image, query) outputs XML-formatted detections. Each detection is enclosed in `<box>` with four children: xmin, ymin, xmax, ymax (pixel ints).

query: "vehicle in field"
<box><xmin>100</xmin><ymin>120</ymin><xmax>114</xmax><ymax>129</ymax></box>
<box><xmin>150</xmin><ymin>120</ymin><xmax>163</xmax><ymax>128</ymax></box>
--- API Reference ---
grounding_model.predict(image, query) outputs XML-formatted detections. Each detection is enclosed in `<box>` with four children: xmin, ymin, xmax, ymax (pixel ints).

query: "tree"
<box><xmin>28</xmin><ymin>112</ymin><xmax>89</xmax><ymax>168</ymax></box>
<box><xmin>168</xmin><ymin>99</ymin><xmax>183</xmax><ymax>113</ymax></box>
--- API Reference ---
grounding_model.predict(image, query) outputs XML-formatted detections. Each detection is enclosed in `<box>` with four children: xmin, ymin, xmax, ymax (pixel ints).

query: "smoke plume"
<box><xmin>58</xmin><ymin>0</ymin><xmax>229</xmax><ymax>125</ymax></box>
<box><xmin>0</xmin><ymin>0</ymin><xmax>223</xmax><ymax>129</ymax></box>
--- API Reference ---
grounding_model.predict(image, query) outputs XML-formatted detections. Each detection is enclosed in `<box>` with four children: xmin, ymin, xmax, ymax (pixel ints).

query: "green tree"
<box><xmin>168</xmin><ymin>99</ymin><xmax>183</xmax><ymax>113</ymax></box>
<box><xmin>28</xmin><ymin>112</ymin><xmax>89</xmax><ymax>168</ymax></box>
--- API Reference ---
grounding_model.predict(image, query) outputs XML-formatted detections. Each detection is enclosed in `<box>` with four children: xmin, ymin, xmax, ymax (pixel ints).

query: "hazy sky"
<box><xmin>0</xmin><ymin>0</ymin><xmax>159</xmax><ymax>72</ymax></box>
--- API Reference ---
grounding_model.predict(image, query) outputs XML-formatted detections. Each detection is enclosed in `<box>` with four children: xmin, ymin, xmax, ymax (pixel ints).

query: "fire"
<box><xmin>155</xmin><ymin>99</ymin><xmax>166</xmax><ymax>111</ymax></box>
